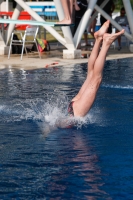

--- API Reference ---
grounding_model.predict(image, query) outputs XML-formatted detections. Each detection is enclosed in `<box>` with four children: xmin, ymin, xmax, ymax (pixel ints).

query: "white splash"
<box><xmin>0</xmin><ymin>94</ymin><xmax>96</xmax><ymax>135</ymax></box>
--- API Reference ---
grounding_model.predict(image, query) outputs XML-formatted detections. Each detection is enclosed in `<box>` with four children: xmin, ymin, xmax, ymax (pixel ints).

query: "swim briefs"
<box><xmin>68</xmin><ymin>101</ymin><xmax>74</xmax><ymax>116</ymax></box>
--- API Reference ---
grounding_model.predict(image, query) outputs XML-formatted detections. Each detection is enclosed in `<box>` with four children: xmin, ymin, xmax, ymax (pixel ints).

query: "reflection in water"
<box><xmin>39</xmin><ymin>129</ymin><xmax>110</xmax><ymax>199</ymax></box>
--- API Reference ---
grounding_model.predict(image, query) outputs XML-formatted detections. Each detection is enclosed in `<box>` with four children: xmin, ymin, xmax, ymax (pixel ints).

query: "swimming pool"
<box><xmin>0</xmin><ymin>58</ymin><xmax>133</xmax><ymax>199</ymax></box>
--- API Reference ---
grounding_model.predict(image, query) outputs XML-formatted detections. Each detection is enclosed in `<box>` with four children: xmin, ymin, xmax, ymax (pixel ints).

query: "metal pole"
<box><xmin>0</xmin><ymin>22</ymin><xmax>7</xmax><ymax>54</ymax></box>
<box><xmin>6</xmin><ymin>0</ymin><xmax>9</xmax><ymax>12</ymax></box>
<box><xmin>95</xmin><ymin>4</ymin><xmax>133</xmax><ymax>41</ymax></box>
<box><xmin>0</xmin><ymin>32</ymin><xmax>6</xmax><ymax>46</ymax></box>
<box><xmin>79</xmin><ymin>0</ymin><xmax>109</xmax><ymax>43</ymax></box>
<box><xmin>88</xmin><ymin>0</ymin><xmax>109</xmax><ymax>26</ymax></box>
<box><xmin>6</xmin><ymin>3</ymin><xmax>23</xmax><ymax>45</ymax></box>
<box><xmin>74</xmin><ymin>0</ymin><xmax>97</xmax><ymax>48</ymax></box>
<box><xmin>122</xmin><ymin>0</ymin><xmax>133</xmax><ymax>36</ymax></box>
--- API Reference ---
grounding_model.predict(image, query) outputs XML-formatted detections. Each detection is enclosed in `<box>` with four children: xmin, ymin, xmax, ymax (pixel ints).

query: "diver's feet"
<box><xmin>94</xmin><ymin>20</ymin><xmax>110</xmax><ymax>40</ymax></box>
<box><xmin>103</xmin><ymin>30</ymin><xmax>125</xmax><ymax>46</ymax></box>
<box><xmin>56</xmin><ymin>18</ymin><xmax>72</xmax><ymax>25</ymax></box>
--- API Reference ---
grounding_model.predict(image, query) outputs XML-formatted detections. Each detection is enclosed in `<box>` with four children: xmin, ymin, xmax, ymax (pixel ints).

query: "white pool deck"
<box><xmin>0</xmin><ymin>41</ymin><xmax>133</xmax><ymax>70</ymax></box>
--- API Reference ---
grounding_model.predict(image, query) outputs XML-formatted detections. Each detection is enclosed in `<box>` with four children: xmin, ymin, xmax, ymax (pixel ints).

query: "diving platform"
<box><xmin>0</xmin><ymin>18</ymin><xmax>74</xmax><ymax>27</ymax></box>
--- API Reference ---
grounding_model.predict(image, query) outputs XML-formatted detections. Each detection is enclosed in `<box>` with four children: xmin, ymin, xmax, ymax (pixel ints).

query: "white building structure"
<box><xmin>0</xmin><ymin>0</ymin><xmax>133</xmax><ymax>57</ymax></box>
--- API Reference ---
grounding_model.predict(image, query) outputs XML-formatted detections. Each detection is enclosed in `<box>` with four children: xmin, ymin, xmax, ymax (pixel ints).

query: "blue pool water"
<box><xmin>0</xmin><ymin>58</ymin><xmax>133</xmax><ymax>199</ymax></box>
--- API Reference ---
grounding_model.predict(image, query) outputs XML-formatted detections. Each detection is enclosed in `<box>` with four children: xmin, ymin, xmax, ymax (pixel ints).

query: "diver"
<box><xmin>67</xmin><ymin>21</ymin><xmax>124</xmax><ymax>117</ymax></box>
<box><xmin>44</xmin><ymin>21</ymin><xmax>124</xmax><ymax>131</ymax></box>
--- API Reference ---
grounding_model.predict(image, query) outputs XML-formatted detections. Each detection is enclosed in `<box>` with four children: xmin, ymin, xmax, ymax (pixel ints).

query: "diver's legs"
<box><xmin>93</xmin><ymin>30</ymin><xmax>124</xmax><ymax>77</ymax></box>
<box><xmin>73</xmin><ymin>29</ymin><xmax>125</xmax><ymax>117</ymax></box>
<box><xmin>72</xmin><ymin>20</ymin><xmax>110</xmax><ymax>102</ymax></box>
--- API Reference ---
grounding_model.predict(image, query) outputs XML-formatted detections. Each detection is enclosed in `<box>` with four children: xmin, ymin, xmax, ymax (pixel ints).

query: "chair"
<box><xmin>8</xmin><ymin>26</ymin><xmax>41</xmax><ymax>60</ymax></box>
